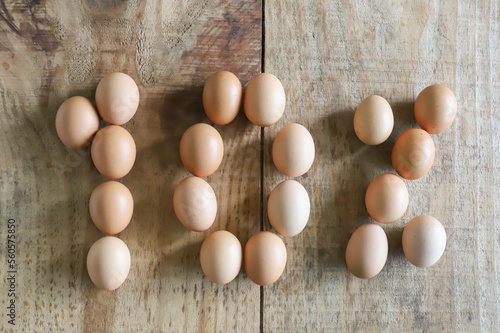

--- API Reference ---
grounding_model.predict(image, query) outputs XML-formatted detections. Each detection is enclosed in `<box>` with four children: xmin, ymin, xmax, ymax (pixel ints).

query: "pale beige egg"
<box><xmin>268</xmin><ymin>180</ymin><xmax>310</xmax><ymax>237</ymax></box>
<box><xmin>402</xmin><ymin>215</ymin><xmax>447</xmax><ymax>268</ymax></box>
<box><xmin>87</xmin><ymin>236</ymin><xmax>131</xmax><ymax>291</ymax></box>
<box><xmin>200</xmin><ymin>230</ymin><xmax>242</xmax><ymax>284</ymax></box>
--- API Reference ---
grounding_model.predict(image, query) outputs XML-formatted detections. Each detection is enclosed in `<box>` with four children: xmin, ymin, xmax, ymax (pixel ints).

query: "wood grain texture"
<box><xmin>263</xmin><ymin>0</ymin><xmax>499</xmax><ymax>332</ymax></box>
<box><xmin>1</xmin><ymin>0</ymin><xmax>499</xmax><ymax>332</ymax></box>
<box><xmin>0</xmin><ymin>0</ymin><xmax>261</xmax><ymax>332</ymax></box>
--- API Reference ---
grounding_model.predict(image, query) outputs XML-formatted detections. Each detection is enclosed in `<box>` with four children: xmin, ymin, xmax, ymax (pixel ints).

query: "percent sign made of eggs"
<box><xmin>173</xmin><ymin>71</ymin><xmax>315</xmax><ymax>286</ymax></box>
<box><xmin>347</xmin><ymin>85</ymin><xmax>456</xmax><ymax>279</ymax></box>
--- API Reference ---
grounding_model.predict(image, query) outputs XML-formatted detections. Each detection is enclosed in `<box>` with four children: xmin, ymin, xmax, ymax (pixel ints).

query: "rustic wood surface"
<box><xmin>0</xmin><ymin>0</ymin><xmax>498</xmax><ymax>332</ymax></box>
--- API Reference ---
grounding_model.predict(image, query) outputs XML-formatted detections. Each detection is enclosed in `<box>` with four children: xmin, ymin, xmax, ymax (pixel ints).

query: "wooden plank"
<box><xmin>263</xmin><ymin>0</ymin><xmax>499</xmax><ymax>332</ymax></box>
<box><xmin>0</xmin><ymin>0</ymin><xmax>261</xmax><ymax>331</ymax></box>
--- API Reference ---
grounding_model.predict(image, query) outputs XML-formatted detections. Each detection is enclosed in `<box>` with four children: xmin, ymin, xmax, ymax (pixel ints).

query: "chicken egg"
<box><xmin>91</xmin><ymin>125</ymin><xmax>136</xmax><ymax>179</ymax></box>
<box><xmin>268</xmin><ymin>180</ymin><xmax>310</xmax><ymax>237</ymax></box>
<box><xmin>203</xmin><ymin>71</ymin><xmax>242</xmax><ymax>125</ymax></box>
<box><xmin>272</xmin><ymin>123</ymin><xmax>315</xmax><ymax>177</ymax></box>
<box><xmin>402</xmin><ymin>215</ymin><xmax>447</xmax><ymax>268</ymax></box>
<box><xmin>200</xmin><ymin>230</ymin><xmax>242</xmax><ymax>284</ymax></box>
<box><xmin>244</xmin><ymin>73</ymin><xmax>286</xmax><ymax>127</ymax></box>
<box><xmin>87</xmin><ymin>236</ymin><xmax>131</xmax><ymax>290</ymax></box>
<box><xmin>244</xmin><ymin>231</ymin><xmax>287</xmax><ymax>286</ymax></box>
<box><xmin>95</xmin><ymin>72</ymin><xmax>140</xmax><ymax>125</ymax></box>
<box><xmin>365</xmin><ymin>173</ymin><xmax>409</xmax><ymax>224</ymax></box>
<box><xmin>55</xmin><ymin>96</ymin><xmax>100</xmax><ymax>150</ymax></box>
<box><xmin>414</xmin><ymin>84</ymin><xmax>457</xmax><ymax>134</ymax></box>
<box><xmin>353</xmin><ymin>95</ymin><xmax>394</xmax><ymax>145</ymax></box>
<box><xmin>173</xmin><ymin>177</ymin><xmax>217</xmax><ymax>232</ymax></box>
<box><xmin>392</xmin><ymin>128</ymin><xmax>435</xmax><ymax>180</ymax></box>
<box><xmin>179</xmin><ymin>123</ymin><xmax>224</xmax><ymax>177</ymax></box>
<box><xmin>89</xmin><ymin>181</ymin><xmax>134</xmax><ymax>235</ymax></box>
<box><xmin>345</xmin><ymin>224</ymin><xmax>388</xmax><ymax>279</ymax></box>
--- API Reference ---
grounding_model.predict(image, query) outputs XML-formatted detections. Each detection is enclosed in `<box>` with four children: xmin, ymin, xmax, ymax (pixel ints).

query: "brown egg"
<box><xmin>272</xmin><ymin>123</ymin><xmax>315</xmax><ymax>177</ymax></box>
<box><xmin>95</xmin><ymin>72</ymin><xmax>140</xmax><ymax>125</ymax></box>
<box><xmin>244</xmin><ymin>231</ymin><xmax>287</xmax><ymax>286</ymax></box>
<box><xmin>345</xmin><ymin>224</ymin><xmax>388</xmax><ymax>279</ymax></box>
<box><xmin>244</xmin><ymin>73</ymin><xmax>286</xmax><ymax>127</ymax></box>
<box><xmin>268</xmin><ymin>180</ymin><xmax>310</xmax><ymax>237</ymax></box>
<box><xmin>55</xmin><ymin>96</ymin><xmax>100</xmax><ymax>150</ymax></box>
<box><xmin>203</xmin><ymin>71</ymin><xmax>242</xmax><ymax>125</ymax></box>
<box><xmin>200</xmin><ymin>230</ymin><xmax>242</xmax><ymax>284</ymax></box>
<box><xmin>392</xmin><ymin>128</ymin><xmax>435</xmax><ymax>180</ymax></box>
<box><xmin>180</xmin><ymin>123</ymin><xmax>224</xmax><ymax>177</ymax></box>
<box><xmin>89</xmin><ymin>181</ymin><xmax>134</xmax><ymax>235</ymax></box>
<box><xmin>365</xmin><ymin>173</ymin><xmax>409</xmax><ymax>224</ymax></box>
<box><xmin>173</xmin><ymin>177</ymin><xmax>217</xmax><ymax>232</ymax></box>
<box><xmin>87</xmin><ymin>236</ymin><xmax>131</xmax><ymax>290</ymax></box>
<box><xmin>402</xmin><ymin>215</ymin><xmax>447</xmax><ymax>268</ymax></box>
<box><xmin>353</xmin><ymin>95</ymin><xmax>394</xmax><ymax>145</ymax></box>
<box><xmin>414</xmin><ymin>84</ymin><xmax>457</xmax><ymax>134</ymax></box>
<box><xmin>91</xmin><ymin>125</ymin><xmax>136</xmax><ymax>179</ymax></box>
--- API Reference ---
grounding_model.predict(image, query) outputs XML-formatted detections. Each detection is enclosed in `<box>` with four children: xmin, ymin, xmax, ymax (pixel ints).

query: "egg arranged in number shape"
<box><xmin>87</xmin><ymin>236</ymin><xmax>131</xmax><ymax>291</ymax></box>
<box><xmin>91</xmin><ymin>125</ymin><xmax>136</xmax><ymax>179</ymax></box>
<box><xmin>180</xmin><ymin>123</ymin><xmax>224</xmax><ymax>177</ymax></box>
<box><xmin>244</xmin><ymin>231</ymin><xmax>287</xmax><ymax>286</ymax></box>
<box><xmin>268</xmin><ymin>180</ymin><xmax>310</xmax><ymax>237</ymax></box>
<box><xmin>345</xmin><ymin>224</ymin><xmax>388</xmax><ymax>279</ymax></box>
<box><xmin>402</xmin><ymin>215</ymin><xmax>447</xmax><ymax>268</ymax></box>
<box><xmin>353</xmin><ymin>95</ymin><xmax>394</xmax><ymax>145</ymax></box>
<box><xmin>365</xmin><ymin>173</ymin><xmax>409</xmax><ymax>224</ymax></box>
<box><xmin>95</xmin><ymin>72</ymin><xmax>140</xmax><ymax>125</ymax></box>
<box><xmin>392</xmin><ymin>128</ymin><xmax>435</xmax><ymax>180</ymax></box>
<box><xmin>414</xmin><ymin>84</ymin><xmax>457</xmax><ymax>134</ymax></box>
<box><xmin>89</xmin><ymin>181</ymin><xmax>134</xmax><ymax>235</ymax></box>
<box><xmin>55</xmin><ymin>96</ymin><xmax>100</xmax><ymax>150</ymax></box>
<box><xmin>173</xmin><ymin>177</ymin><xmax>217</xmax><ymax>232</ymax></box>
<box><xmin>272</xmin><ymin>123</ymin><xmax>315</xmax><ymax>177</ymax></box>
<box><xmin>200</xmin><ymin>230</ymin><xmax>242</xmax><ymax>284</ymax></box>
<box><xmin>203</xmin><ymin>71</ymin><xmax>243</xmax><ymax>125</ymax></box>
<box><xmin>244</xmin><ymin>73</ymin><xmax>286</xmax><ymax>127</ymax></box>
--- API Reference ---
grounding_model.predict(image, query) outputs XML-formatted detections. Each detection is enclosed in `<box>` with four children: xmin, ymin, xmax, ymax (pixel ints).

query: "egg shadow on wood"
<box><xmin>385</xmin><ymin>101</ymin><xmax>418</xmax><ymax>145</ymax></box>
<box><xmin>386</xmin><ymin>226</ymin><xmax>404</xmax><ymax>259</ymax></box>
<box><xmin>304</xmin><ymin>110</ymin><xmax>370</xmax><ymax>269</ymax></box>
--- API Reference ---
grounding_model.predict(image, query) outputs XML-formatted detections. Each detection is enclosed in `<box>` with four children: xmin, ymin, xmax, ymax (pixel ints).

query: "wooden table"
<box><xmin>0</xmin><ymin>0</ymin><xmax>498</xmax><ymax>332</ymax></box>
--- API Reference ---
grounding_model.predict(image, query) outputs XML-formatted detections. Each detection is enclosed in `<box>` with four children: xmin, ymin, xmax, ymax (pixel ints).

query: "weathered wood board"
<box><xmin>0</xmin><ymin>0</ymin><xmax>499</xmax><ymax>332</ymax></box>
<box><xmin>0</xmin><ymin>0</ymin><xmax>261</xmax><ymax>332</ymax></box>
<box><xmin>264</xmin><ymin>0</ymin><xmax>500</xmax><ymax>332</ymax></box>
